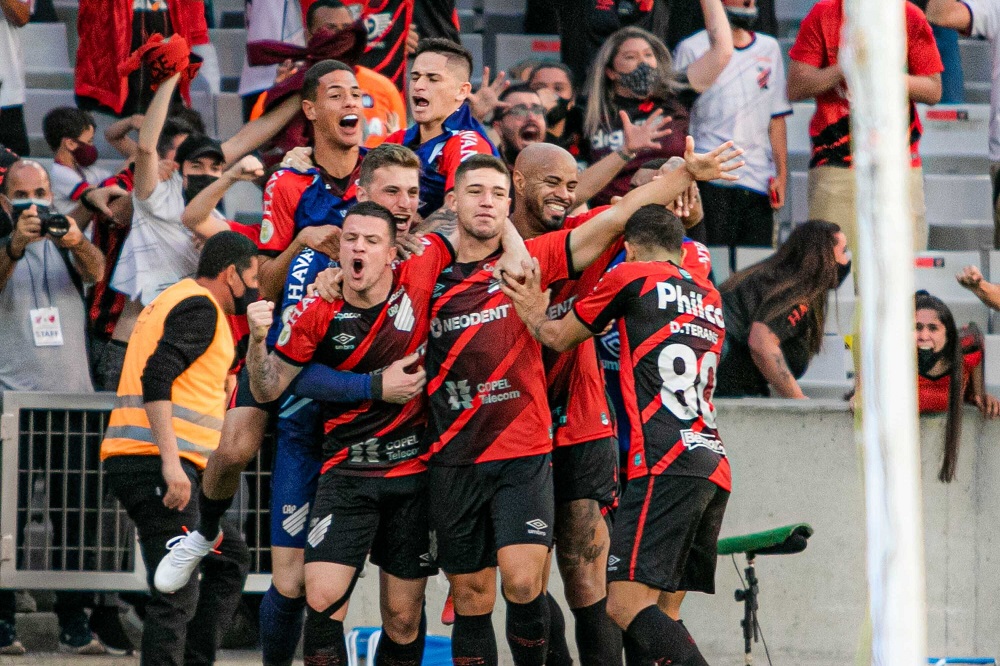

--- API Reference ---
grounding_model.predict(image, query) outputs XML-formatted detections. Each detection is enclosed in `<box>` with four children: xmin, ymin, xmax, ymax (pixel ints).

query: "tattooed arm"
<box><xmin>413</xmin><ymin>207</ymin><xmax>457</xmax><ymax>237</ymax></box>
<box><xmin>748</xmin><ymin>322</ymin><xmax>807</xmax><ymax>399</ymax></box>
<box><xmin>246</xmin><ymin>300</ymin><xmax>302</xmax><ymax>403</ymax></box>
<box><xmin>685</xmin><ymin>0</ymin><xmax>734</xmax><ymax>93</ymax></box>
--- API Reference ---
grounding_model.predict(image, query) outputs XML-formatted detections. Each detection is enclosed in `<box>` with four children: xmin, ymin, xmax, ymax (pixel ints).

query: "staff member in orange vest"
<box><xmin>100</xmin><ymin>231</ymin><xmax>258</xmax><ymax>666</ymax></box>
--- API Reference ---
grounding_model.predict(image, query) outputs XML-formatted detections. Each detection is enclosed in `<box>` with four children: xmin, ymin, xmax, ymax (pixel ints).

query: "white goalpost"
<box><xmin>841</xmin><ymin>0</ymin><xmax>928</xmax><ymax>663</ymax></box>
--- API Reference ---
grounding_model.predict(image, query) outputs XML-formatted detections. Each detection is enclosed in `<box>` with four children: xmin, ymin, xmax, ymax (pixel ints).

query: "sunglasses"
<box><xmin>502</xmin><ymin>104</ymin><xmax>546</xmax><ymax>119</ymax></box>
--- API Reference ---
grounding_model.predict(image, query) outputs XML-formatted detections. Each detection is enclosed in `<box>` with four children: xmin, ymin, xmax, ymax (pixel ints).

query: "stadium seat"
<box><xmin>493</xmin><ymin>34</ymin><xmax>561</xmax><ymax>74</ymax></box>
<box><xmin>915</xmin><ymin>250</ymin><xmax>989</xmax><ymax>330</ymax></box>
<box><xmin>209</xmin><ymin>28</ymin><xmax>247</xmax><ymax>92</ymax></box>
<box><xmin>707</xmin><ymin>245</ymin><xmax>731</xmax><ymax>285</ymax></box>
<box><xmin>483</xmin><ymin>0</ymin><xmax>525</xmax><ymax>15</ymax></box>
<box><xmin>789</xmin><ymin>171</ymin><xmax>808</xmax><ymax>223</ymax></box>
<box><xmin>20</xmin><ymin>22</ymin><xmax>74</xmax><ymax>89</ymax></box>
<box><xmin>984</xmin><ymin>334</ymin><xmax>1000</xmax><ymax>394</ymax></box>
<box><xmin>917</xmin><ymin>103</ymin><xmax>990</xmax><ymax>173</ymax></box>
<box><xmin>786</xmin><ymin>103</ymin><xmax>813</xmax><ymax>171</ymax></box>
<box><xmin>461</xmin><ymin>33</ymin><xmax>484</xmax><ymax>85</ymax></box>
<box><xmin>216</xmin><ymin>92</ymin><xmax>246</xmax><ymax>143</ymax></box>
<box><xmin>775</xmin><ymin>0</ymin><xmax>815</xmax><ymax>23</ymax></box>
<box><xmin>924</xmin><ymin>174</ymin><xmax>992</xmax><ymax>226</ymax></box>
<box><xmin>799</xmin><ymin>333</ymin><xmax>853</xmax><ymax>398</ymax></box>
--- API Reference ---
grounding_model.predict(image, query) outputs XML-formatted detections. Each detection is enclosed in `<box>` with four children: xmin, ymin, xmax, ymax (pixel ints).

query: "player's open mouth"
<box><xmin>339</xmin><ymin>114</ymin><xmax>360</xmax><ymax>129</ymax></box>
<box><xmin>412</xmin><ymin>95</ymin><xmax>430</xmax><ymax>109</ymax></box>
<box><xmin>393</xmin><ymin>214</ymin><xmax>411</xmax><ymax>231</ymax></box>
<box><xmin>543</xmin><ymin>199</ymin><xmax>568</xmax><ymax>216</ymax></box>
<box><xmin>350</xmin><ymin>258</ymin><xmax>365</xmax><ymax>278</ymax></box>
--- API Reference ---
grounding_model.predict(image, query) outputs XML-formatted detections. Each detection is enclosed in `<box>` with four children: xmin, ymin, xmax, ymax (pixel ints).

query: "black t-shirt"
<box><xmin>716</xmin><ymin>274</ymin><xmax>815</xmax><ymax>397</ymax></box>
<box><xmin>557</xmin><ymin>0</ymin><xmax>655</xmax><ymax>89</ymax></box>
<box><xmin>546</xmin><ymin>105</ymin><xmax>587</xmax><ymax>161</ymax></box>
<box><xmin>414</xmin><ymin>0</ymin><xmax>459</xmax><ymax>43</ymax></box>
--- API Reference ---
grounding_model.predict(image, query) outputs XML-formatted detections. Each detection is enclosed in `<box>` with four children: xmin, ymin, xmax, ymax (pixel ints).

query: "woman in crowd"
<box><xmin>581</xmin><ymin>0</ymin><xmax>732</xmax><ymax>207</ymax></box>
<box><xmin>915</xmin><ymin>291</ymin><xmax>999</xmax><ymax>482</ymax></box>
<box><xmin>716</xmin><ymin>220</ymin><xmax>851</xmax><ymax>399</ymax></box>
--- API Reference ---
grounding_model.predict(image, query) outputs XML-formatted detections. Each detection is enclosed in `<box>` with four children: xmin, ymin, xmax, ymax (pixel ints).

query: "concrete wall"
<box><xmin>343</xmin><ymin>399</ymin><xmax>1000</xmax><ymax>664</ymax></box>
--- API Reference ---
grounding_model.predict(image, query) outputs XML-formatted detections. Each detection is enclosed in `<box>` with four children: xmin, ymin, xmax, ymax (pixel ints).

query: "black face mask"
<box><xmin>229</xmin><ymin>273</ymin><xmax>259</xmax><ymax>316</ymax></box>
<box><xmin>545</xmin><ymin>96</ymin><xmax>571</xmax><ymax>126</ymax></box>
<box><xmin>725</xmin><ymin>6</ymin><xmax>759</xmax><ymax>31</ymax></box>
<box><xmin>836</xmin><ymin>259</ymin><xmax>852</xmax><ymax>286</ymax></box>
<box><xmin>917</xmin><ymin>347</ymin><xmax>946</xmax><ymax>376</ymax></box>
<box><xmin>183</xmin><ymin>174</ymin><xmax>220</xmax><ymax>204</ymax></box>
<box><xmin>617</xmin><ymin>62</ymin><xmax>657</xmax><ymax>98</ymax></box>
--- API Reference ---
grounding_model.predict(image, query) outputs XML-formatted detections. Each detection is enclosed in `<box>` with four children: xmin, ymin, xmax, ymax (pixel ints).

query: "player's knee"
<box><xmin>559</xmin><ymin>566</ymin><xmax>605</xmax><ymax>608</ymax></box>
<box><xmin>380</xmin><ymin>598</ymin><xmax>423</xmax><ymax>642</ymax></box>
<box><xmin>451</xmin><ymin>576</ymin><xmax>495</xmax><ymax>616</ymax></box>
<box><xmin>272</xmin><ymin>564</ymin><xmax>306</xmax><ymax>599</ymax></box>
<box><xmin>604</xmin><ymin>586</ymin><xmax>637</xmax><ymax>630</ymax></box>
<box><xmin>305</xmin><ymin>580</ymin><xmax>351</xmax><ymax>616</ymax></box>
<box><xmin>501</xmin><ymin>570</ymin><xmax>544</xmax><ymax>604</ymax></box>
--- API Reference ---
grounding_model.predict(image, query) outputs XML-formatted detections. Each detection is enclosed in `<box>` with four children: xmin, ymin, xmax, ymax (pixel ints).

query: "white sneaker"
<box><xmin>153</xmin><ymin>529</ymin><xmax>222</xmax><ymax>594</ymax></box>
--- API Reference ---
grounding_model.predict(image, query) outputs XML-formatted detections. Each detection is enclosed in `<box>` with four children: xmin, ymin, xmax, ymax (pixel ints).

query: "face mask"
<box><xmin>183</xmin><ymin>174</ymin><xmax>220</xmax><ymax>204</ymax></box>
<box><xmin>71</xmin><ymin>142</ymin><xmax>99</xmax><ymax>168</ymax></box>
<box><xmin>229</xmin><ymin>273</ymin><xmax>259</xmax><ymax>316</ymax></box>
<box><xmin>545</xmin><ymin>96</ymin><xmax>571</xmax><ymax>125</ymax></box>
<box><xmin>917</xmin><ymin>347</ymin><xmax>946</xmax><ymax>376</ymax></box>
<box><xmin>725</xmin><ymin>6</ymin><xmax>759</xmax><ymax>31</ymax></box>
<box><xmin>617</xmin><ymin>61</ymin><xmax>657</xmax><ymax>98</ymax></box>
<box><xmin>10</xmin><ymin>198</ymin><xmax>51</xmax><ymax>224</ymax></box>
<box><xmin>836</xmin><ymin>259</ymin><xmax>852</xmax><ymax>286</ymax></box>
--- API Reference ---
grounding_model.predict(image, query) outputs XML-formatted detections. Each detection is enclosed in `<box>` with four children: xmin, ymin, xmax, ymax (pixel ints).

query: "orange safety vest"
<box><xmin>100</xmin><ymin>279</ymin><xmax>234</xmax><ymax>469</ymax></box>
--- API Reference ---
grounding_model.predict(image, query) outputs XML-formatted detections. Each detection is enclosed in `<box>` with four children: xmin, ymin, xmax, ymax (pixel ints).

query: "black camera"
<box><xmin>11</xmin><ymin>201</ymin><xmax>70</xmax><ymax>239</ymax></box>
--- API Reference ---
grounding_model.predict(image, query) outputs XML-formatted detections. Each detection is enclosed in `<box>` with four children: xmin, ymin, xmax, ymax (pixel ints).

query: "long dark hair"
<box><xmin>915</xmin><ymin>291</ymin><xmax>964</xmax><ymax>483</ymax></box>
<box><xmin>720</xmin><ymin>220</ymin><xmax>842</xmax><ymax>355</ymax></box>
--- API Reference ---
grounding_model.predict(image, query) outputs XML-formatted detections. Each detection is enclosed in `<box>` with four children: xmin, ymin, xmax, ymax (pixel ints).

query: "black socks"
<box><xmin>303</xmin><ymin>606</ymin><xmax>347</xmax><ymax>666</ymax></box>
<box><xmin>572</xmin><ymin>597</ymin><xmax>624</xmax><ymax>666</ymax></box>
<box><xmin>197</xmin><ymin>490</ymin><xmax>233</xmax><ymax>541</ymax></box>
<box><xmin>452</xmin><ymin>612</ymin><xmax>498</xmax><ymax>666</ymax></box>
<box><xmin>259</xmin><ymin>585</ymin><xmax>305</xmax><ymax>666</ymax></box>
<box><xmin>375</xmin><ymin>610</ymin><xmax>426</xmax><ymax>666</ymax></box>
<box><xmin>624</xmin><ymin>605</ymin><xmax>707</xmax><ymax>666</ymax></box>
<box><xmin>545</xmin><ymin>592</ymin><xmax>573</xmax><ymax>666</ymax></box>
<box><xmin>504</xmin><ymin>593</ymin><xmax>550</xmax><ymax>666</ymax></box>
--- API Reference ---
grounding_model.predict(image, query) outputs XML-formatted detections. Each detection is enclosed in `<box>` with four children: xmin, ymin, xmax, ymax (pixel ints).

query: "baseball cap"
<box><xmin>174</xmin><ymin>133</ymin><xmax>225</xmax><ymax>166</ymax></box>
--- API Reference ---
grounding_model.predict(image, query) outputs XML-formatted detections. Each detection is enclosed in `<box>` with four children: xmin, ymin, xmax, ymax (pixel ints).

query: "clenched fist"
<box><xmin>247</xmin><ymin>300</ymin><xmax>275</xmax><ymax>341</ymax></box>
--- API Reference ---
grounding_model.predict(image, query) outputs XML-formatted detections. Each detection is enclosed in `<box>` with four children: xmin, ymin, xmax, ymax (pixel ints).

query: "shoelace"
<box><xmin>165</xmin><ymin>526</ymin><xmax>222</xmax><ymax>556</ymax></box>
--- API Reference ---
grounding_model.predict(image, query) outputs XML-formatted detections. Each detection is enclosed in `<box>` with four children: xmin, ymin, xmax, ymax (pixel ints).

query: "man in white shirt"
<box><xmin>43</xmin><ymin>107</ymin><xmax>112</xmax><ymax>215</ymax></box>
<box><xmin>926</xmin><ymin>0</ymin><xmax>1000</xmax><ymax>248</ymax></box>
<box><xmin>674</xmin><ymin>0</ymin><xmax>791</xmax><ymax>249</ymax></box>
<box><xmin>0</xmin><ymin>0</ymin><xmax>29</xmax><ymax>156</ymax></box>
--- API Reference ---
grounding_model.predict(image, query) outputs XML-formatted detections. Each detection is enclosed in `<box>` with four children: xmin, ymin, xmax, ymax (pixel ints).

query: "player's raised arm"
<box><xmin>501</xmin><ymin>258</ymin><xmax>593</xmax><ymax>352</ymax></box>
<box><xmin>245</xmin><ymin>300</ymin><xmax>302</xmax><ymax>402</ymax></box>
<box><xmin>567</xmin><ymin>137</ymin><xmax>743</xmax><ymax>273</ymax></box>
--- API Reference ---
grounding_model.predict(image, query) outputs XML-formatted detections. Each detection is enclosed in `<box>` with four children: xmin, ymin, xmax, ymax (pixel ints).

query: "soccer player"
<box><xmin>242</xmin><ymin>200</ymin><xmax>528</xmax><ymax>664</ymax></box>
<box><xmin>501</xmin><ymin>204</ymin><xmax>729</xmax><ymax>666</ymax></box>
<box><xmin>425</xmin><ymin>146</ymin><xmax>739</xmax><ymax>666</ymax></box>
<box><xmin>386</xmin><ymin>38</ymin><xmax>498</xmax><ymax>218</ymax></box>
<box><xmin>508</xmin><ymin>142</ymin><xmax>733</xmax><ymax>665</ymax></box>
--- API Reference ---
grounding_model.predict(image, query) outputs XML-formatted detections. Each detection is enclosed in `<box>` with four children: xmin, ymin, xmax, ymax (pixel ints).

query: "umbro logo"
<box><xmin>332</xmin><ymin>333</ymin><xmax>355</xmax><ymax>345</ymax></box>
<box><xmin>526</xmin><ymin>519</ymin><xmax>548</xmax><ymax>536</ymax></box>
<box><xmin>607</xmin><ymin>555</ymin><xmax>621</xmax><ymax>571</ymax></box>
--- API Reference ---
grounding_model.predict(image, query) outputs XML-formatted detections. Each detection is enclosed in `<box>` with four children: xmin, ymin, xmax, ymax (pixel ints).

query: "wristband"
<box><xmin>370</xmin><ymin>373</ymin><xmax>384</xmax><ymax>401</ymax></box>
<box><xmin>4</xmin><ymin>237</ymin><xmax>23</xmax><ymax>262</ymax></box>
<box><xmin>616</xmin><ymin>148</ymin><xmax>636</xmax><ymax>162</ymax></box>
<box><xmin>79</xmin><ymin>188</ymin><xmax>100</xmax><ymax>213</ymax></box>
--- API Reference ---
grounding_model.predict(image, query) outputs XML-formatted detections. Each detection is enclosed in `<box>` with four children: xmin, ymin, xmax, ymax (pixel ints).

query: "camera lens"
<box><xmin>41</xmin><ymin>213</ymin><xmax>70</xmax><ymax>239</ymax></box>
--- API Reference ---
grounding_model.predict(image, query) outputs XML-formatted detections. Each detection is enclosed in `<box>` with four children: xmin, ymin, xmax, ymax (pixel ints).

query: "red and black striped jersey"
<box><xmin>425</xmin><ymin>230</ymin><xmax>573</xmax><ymax>466</ymax></box>
<box><xmin>543</xmin><ymin>207</ymin><xmax>618</xmax><ymax>448</ymax></box>
<box><xmin>274</xmin><ymin>234</ymin><xmax>454</xmax><ymax>476</ymax></box>
<box><xmin>574</xmin><ymin>260</ymin><xmax>730</xmax><ymax>490</ymax></box>
<box><xmin>87</xmin><ymin>167</ymin><xmax>135</xmax><ymax>340</ymax></box>
<box><xmin>359</xmin><ymin>0</ymin><xmax>414</xmax><ymax>90</ymax></box>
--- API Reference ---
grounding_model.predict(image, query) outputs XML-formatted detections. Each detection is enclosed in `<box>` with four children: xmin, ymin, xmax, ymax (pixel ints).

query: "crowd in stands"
<box><xmin>0</xmin><ymin>0</ymin><xmax>998</xmax><ymax>662</ymax></box>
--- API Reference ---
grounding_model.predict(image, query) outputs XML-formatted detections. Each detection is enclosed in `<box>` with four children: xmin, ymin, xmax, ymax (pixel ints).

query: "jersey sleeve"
<box><xmin>787</xmin><ymin>4</ymin><xmax>828</xmax><ymax>67</ymax></box>
<box><xmin>572</xmin><ymin>265</ymin><xmax>635</xmax><ymax>334</ymax></box>
<box><xmin>671</xmin><ymin>33</ymin><xmax>701</xmax><ymax>72</ymax></box>
<box><xmin>526</xmin><ymin>229</ymin><xmax>573</xmax><ymax>288</ymax></box>
<box><xmin>440</xmin><ymin>131</ymin><xmax>496</xmax><ymax>192</ymax></box>
<box><xmin>966</xmin><ymin>0</ymin><xmax>1000</xmax><ymax>39</ymax></box>
<box><xmin>259</xmin><ymin>170</ymin><xmax>308</xmax><ymax>255</ymax></box>
<box><xmin>905</xmin><ymin>4</ymin><xmax>945</xmax><ymax>76</ymax></box>
<box><xmin>274</xmin><ymin>296</ymin><xmax>335</xmax><ymax>366</ymax></box>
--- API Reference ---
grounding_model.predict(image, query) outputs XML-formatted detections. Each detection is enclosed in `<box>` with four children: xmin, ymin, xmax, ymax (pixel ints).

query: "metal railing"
<box><xmin>0</xmin><ymin>391</ymin><xmax>275</xmax><ymax>592</ymax></box>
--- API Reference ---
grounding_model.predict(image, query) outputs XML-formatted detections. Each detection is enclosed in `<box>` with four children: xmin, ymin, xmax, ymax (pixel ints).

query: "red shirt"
<box><xmin>575</xmin><ymin>260</ymin><xmax>730</xmax><ymax>490</ymax></box>
<box><xmin>275</xmin><ymin>234</ymin><xmax>454</xmax><ymax>476</ymax></box>
<box><xmin>918</xmin><ymin>350</ymin><xmax>981</xmax><ymax>413</ymax></box>
<box><xmin>544</xmin><ymin>207</ymin><xmax>618</xmax><ymax>447</ymax></box>
<box><xmin>788</xmin><ymin>0</ymin><xmax>943</xmax><ymax>168</ymax></box>
<box><xmin>425</xmin><ymin>231</ymin><xmax>572</xmax><ymax>465</ymax></box>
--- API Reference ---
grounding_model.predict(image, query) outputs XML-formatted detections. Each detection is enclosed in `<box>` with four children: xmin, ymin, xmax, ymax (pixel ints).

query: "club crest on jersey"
<box><xmin>601</xmin><ymin>330</ymin><xmax>620</xmax><ymax>358</ymax></box>
<box><xmin>389</xmin><ymin>293</ymin><xmax>415</xmax><ymax>332</ymax></box>
<box><xmin>364</xmin><ymin>12</ymin><xmax>392</xmax><ymax>42</ymax></box>
<box><xmin>259</xmin><ymin>219</ymin><xmax>274</xmax><ymax>244</ymax></box>
<box><xmin>307</xmin><ymin>514</ymin><xmax>332</xmax><ymax>548</ymax></box>
<box><xmin>680</xmin><ymin>429</ymin><xmax>725</xmax><ymax>455</ymax></box>
<box><xmin>277</xmin><ymin>323</ymin><xmax>292</xmax><ymax>346</ymax></box>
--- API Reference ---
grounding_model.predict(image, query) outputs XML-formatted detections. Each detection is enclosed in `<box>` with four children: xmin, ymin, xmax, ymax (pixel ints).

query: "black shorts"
<box><xmin>552</xmin><ymin>438</ymin><xmax>619</xmax><ymax>508</ymax></box>
<box><xmin>428</xmin><ymin>454</ymin><xmax>555</xmax><ymax>575</ymax></box>
<box><xmin>230</xmin><ymin>365</ymin><xmax>280</xmax><ymax>413</ymax></box>
<box><xmin>304</xmin><ymin>472</ymin><xmax>436</xmax><ymax>580</ymax></box>
<box><xmin>607</xmin><ymin>475</ymin><xmax>729</xmax><ymax>594</ymax></box>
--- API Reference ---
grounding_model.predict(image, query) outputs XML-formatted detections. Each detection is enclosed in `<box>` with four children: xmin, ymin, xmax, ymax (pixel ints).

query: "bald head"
<box><xmin>512</xmin><ymin>143</ymin><xmax>579</xmax><ymax>234</ymax></box>
<box><xmin>2</xmin><ymin>160</ymin><xmax>52</xmax><ymax>201</ymax></box>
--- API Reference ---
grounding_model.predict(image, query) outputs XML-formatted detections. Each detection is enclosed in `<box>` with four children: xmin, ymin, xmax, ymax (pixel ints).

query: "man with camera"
<box><xmin>0</xmin><ymin>158</ymin><xmax>107</xmax><ymax>654</ymax></box>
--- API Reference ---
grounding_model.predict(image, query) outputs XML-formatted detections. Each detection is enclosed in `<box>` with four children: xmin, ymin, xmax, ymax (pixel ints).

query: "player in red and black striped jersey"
<box><xmin>502</xmin><ymin>205</ymin><xmax>727</xmax><ymax>666</ymax></box>
<box><xmin>426</xmin><ymin>145</ymin><xmax>741</xmax><ymax>666</ymax></box>
<box><xmin>243</xmin><ymin>202</ymin><xmax>448</xmax><ymax>665</ymax></box>
<box><xmin>507</xmin><ymin>142</ymin><xmax>732</xmax><ymax>665</ymax></box>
